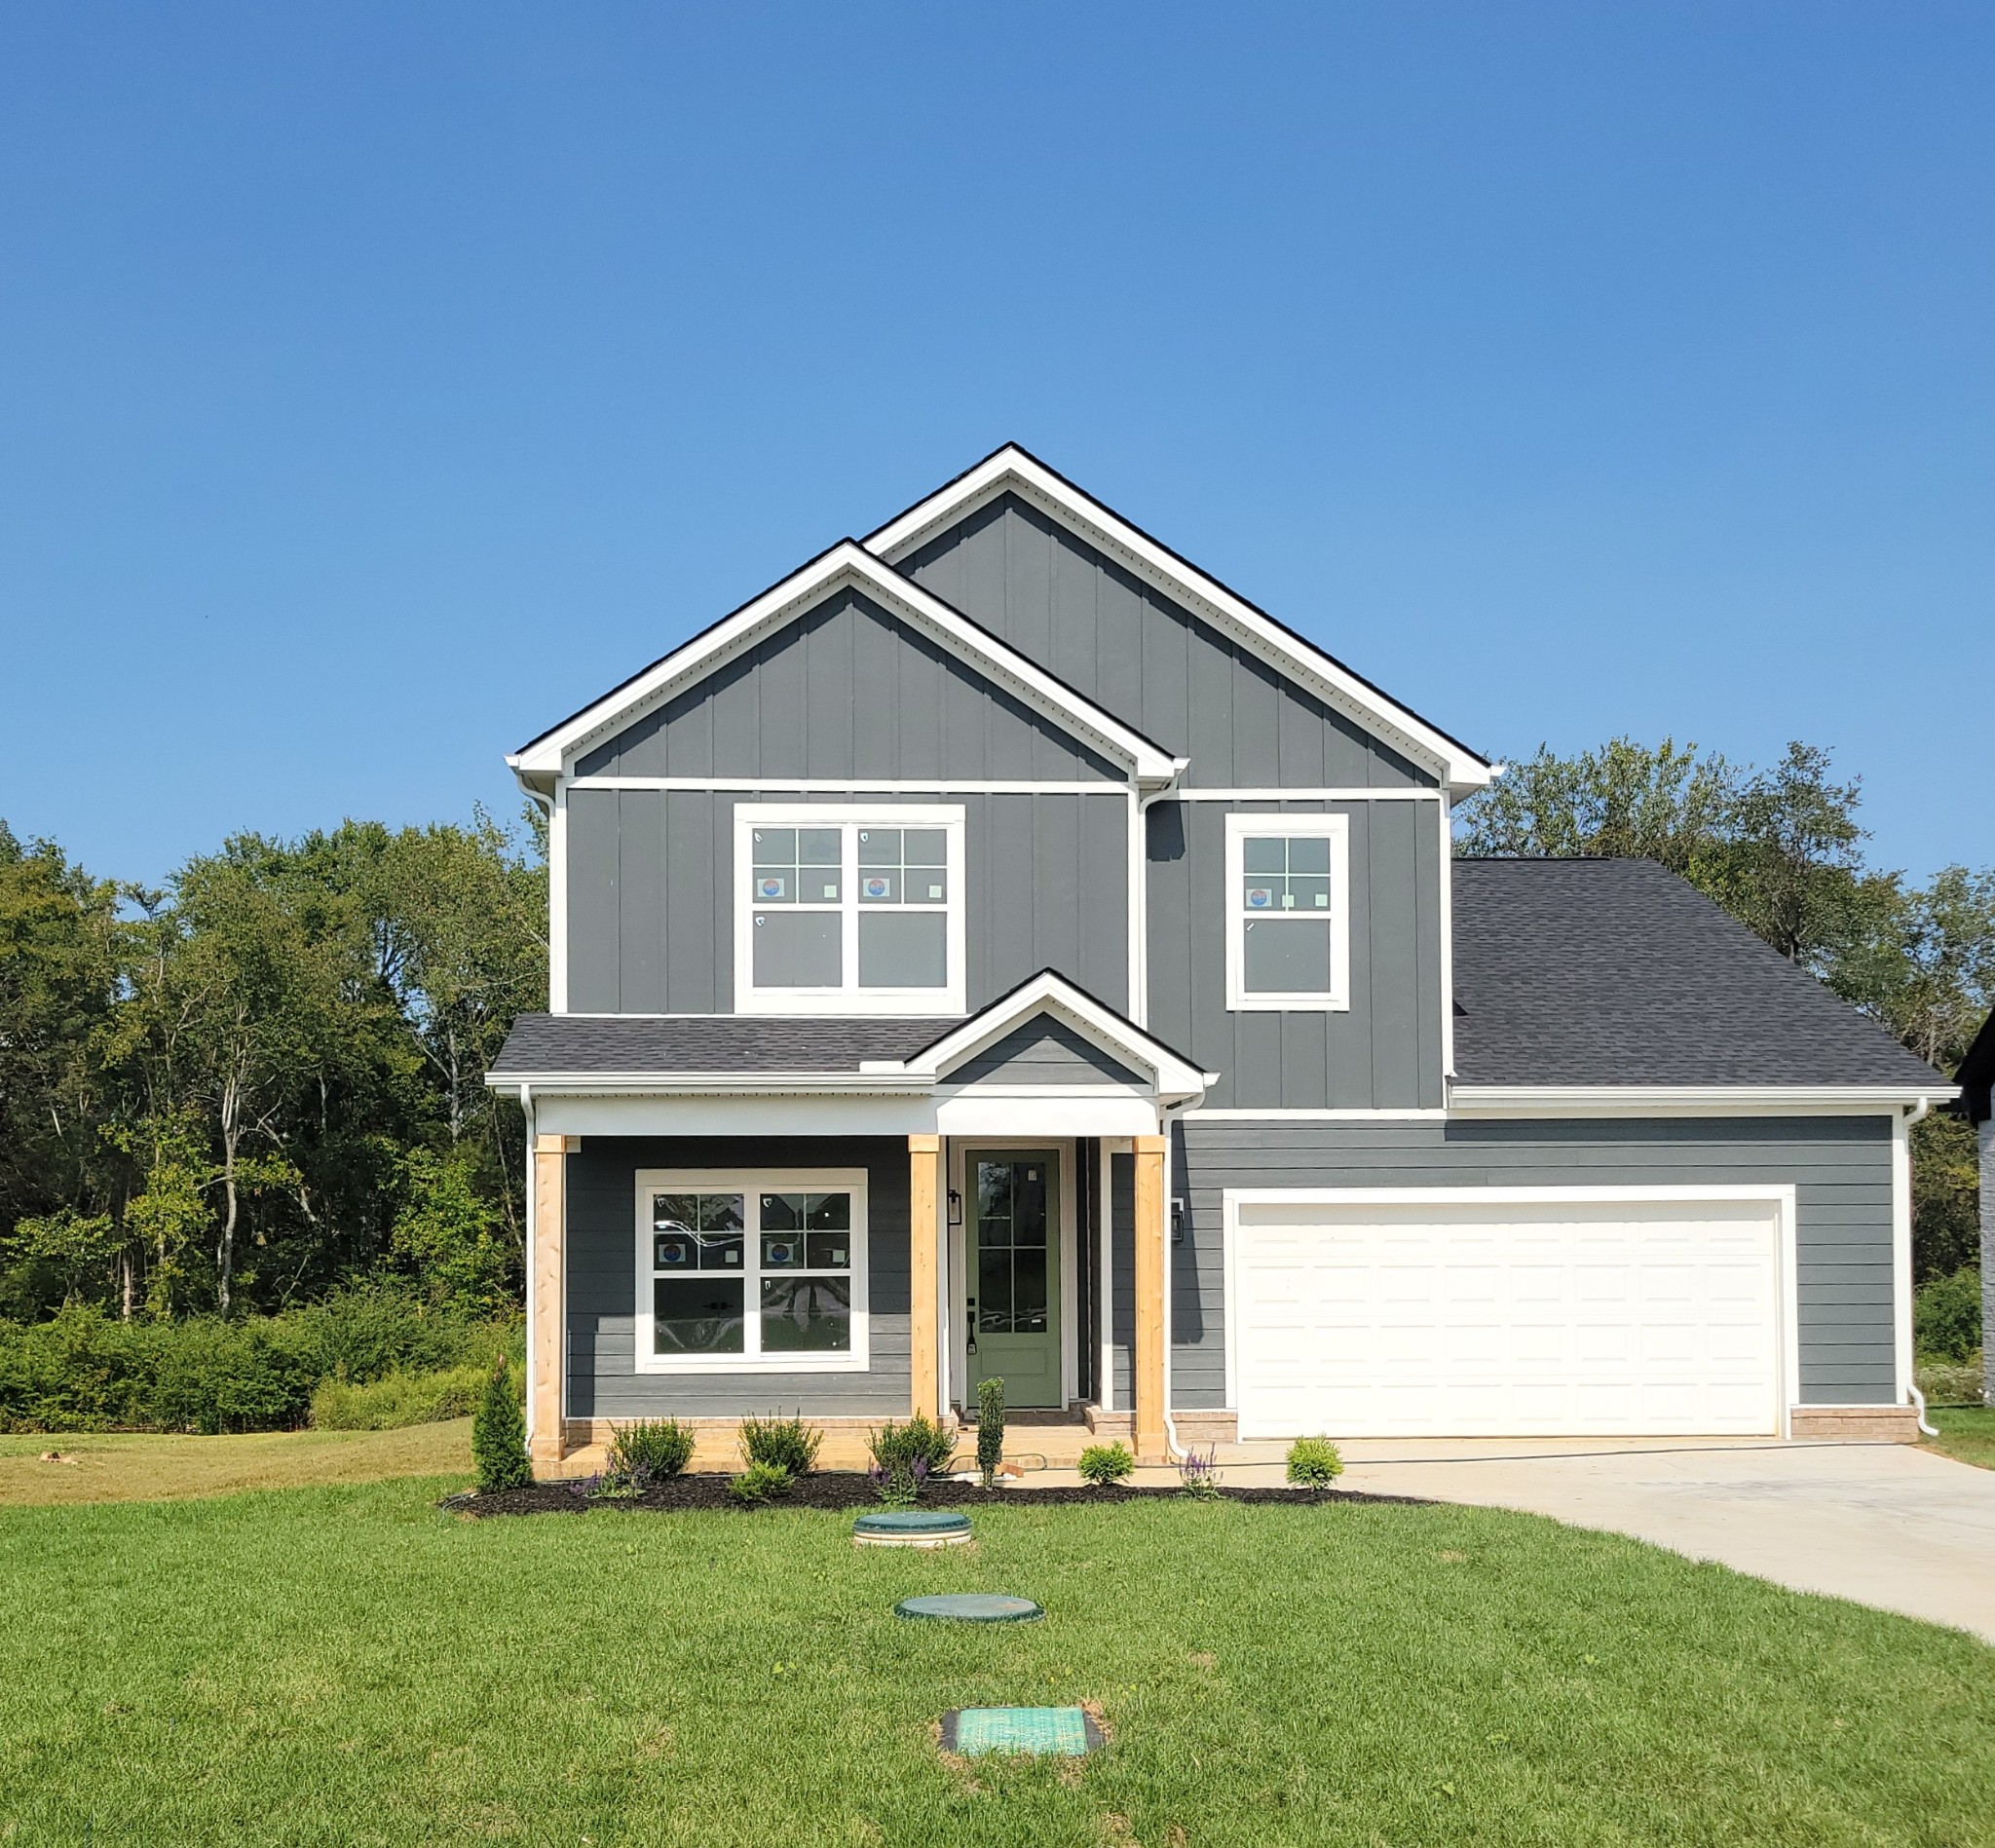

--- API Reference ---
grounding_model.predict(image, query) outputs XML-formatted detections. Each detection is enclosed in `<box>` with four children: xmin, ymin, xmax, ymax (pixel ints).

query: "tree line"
<box><xmin>0</xmin><ymin>735</ymin><xmax>1986</xmax><ymax>1332</ymax></box>
<box><xmin>0</xmin><ymin>811</ymin><xmax>545</xmax><ymax>1323</ymax></box>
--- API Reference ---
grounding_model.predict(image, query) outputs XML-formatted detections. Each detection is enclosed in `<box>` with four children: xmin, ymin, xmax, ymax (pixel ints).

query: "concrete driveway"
<box><xmin>1216</xmin><ymin>1437</ymin><xmax>1995</xmax><ymax>1642</ymax></box>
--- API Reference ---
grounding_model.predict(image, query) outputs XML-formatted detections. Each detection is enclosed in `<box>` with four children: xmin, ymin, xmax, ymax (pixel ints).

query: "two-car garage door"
<box><xmin>1230</xmin><ymin>1191</ymin><xmax>1787</xmax><ymax>1439</ymax></box>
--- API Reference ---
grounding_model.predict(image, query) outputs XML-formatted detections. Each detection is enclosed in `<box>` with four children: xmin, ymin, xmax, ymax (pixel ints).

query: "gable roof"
<box><xmin>1954</xmin><ymin>1008</ymin><xmax>1995</xmax><ymax>1125</ymax></box>
<box><xmin>508</xmin><ymin>539</ymin><xmax>1181</xmax><ymax>789</ymax></box>
<box><xmin>1450</xmin><ymin>857</ymin><xmax>1953</xmax><ymax>1097</ymax></box>
<box><xmin>865</xmin><ymin>444</ymin><xmax>1494</xmax><ymax>795</ymax></box>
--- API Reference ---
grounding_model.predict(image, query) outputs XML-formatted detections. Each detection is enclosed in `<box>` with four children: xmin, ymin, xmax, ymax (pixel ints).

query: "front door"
<box><xmin>964</xmin><ymin>1150</ymin><xmax>1062</xmax><ymax>1410</ymax></box>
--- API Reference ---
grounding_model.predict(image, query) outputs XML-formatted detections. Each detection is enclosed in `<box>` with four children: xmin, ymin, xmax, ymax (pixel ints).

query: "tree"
<box><xmin>472</xmin><ymin>1362</ymin><xmax>531</xmax><ymax>1491</ymax></box>
<box><xmin>391</xmin><ymin>1147</ymin><xmax>515</xmax><ymax>1315</ymax></box>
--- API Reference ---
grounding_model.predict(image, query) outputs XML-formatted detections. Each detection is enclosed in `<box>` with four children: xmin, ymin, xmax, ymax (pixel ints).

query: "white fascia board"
<box><xmin>865</xmin><ymin>447</ymin><xmax>1492</xmax><ymax>795</ymax></box>
<box><xmin>1449</xmin><ymin>1083</ymin><xmax>1958</xmax><ymax>1115</ymax></box>
<box><xmin>481</xmin><ymin>1071</ymin><xmax>931</xmax><ymax>1096</ymax></box>
<box><xmin>509</xmin><ymin>541</ymin><xmax>1177</xmax><ymax>784</ymax></box>
<box><xmin>862</xmin><ymin>970</ymin><xmax>1214</xmax><ymax>1104</ymax></box>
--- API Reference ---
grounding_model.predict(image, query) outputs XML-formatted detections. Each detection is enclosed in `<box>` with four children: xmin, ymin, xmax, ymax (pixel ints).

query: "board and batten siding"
<box><xmin>1147</xmin><ymin>798</ymin><xmax>1445</xmax><ymax>1111</ymax></box>
<box><xmin>895</xmin><ymin>493</ymin><xmax>1432</xmax><ymax>790</ymax></box>
<box><xmin>574</xmin><ymin>587</ymin><xmax>1122</xmax><ymax>783</ymax></box>
<box><xmin>566</xmin><ymin>788</ymin><xmax>1129</xmax><ymax>1015</ymax></box>
<box><xmin>1173</xmin><ymin>1115</ymin><xmax>1901</xmax><ymax>1409</ymax></box>
<box><xmin>565</xmin><ymin>1136</ymin><xmax>911</xmax><ymax>1418</ymax></box>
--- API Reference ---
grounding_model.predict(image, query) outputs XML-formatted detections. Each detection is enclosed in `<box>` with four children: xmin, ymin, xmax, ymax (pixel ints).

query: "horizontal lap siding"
<box><xmin>567</xmin><ymin>789</ymin><xmax>1128</xmax><ymax>1015</ymax></box>
<box><xmin>566</xmin><ymin>1136</ymin><xmax>911</xmax><ymax>1418</ymax></box>
<box><xmin>1177</xmin><ymin>1114</ymin><xmax>1898</xmax><ymax>1406</ymax></box>
<box><xmin>947</xmin><ymin>1019</ymin><xmax>1143</xmax><ymax>1087</ymax></box>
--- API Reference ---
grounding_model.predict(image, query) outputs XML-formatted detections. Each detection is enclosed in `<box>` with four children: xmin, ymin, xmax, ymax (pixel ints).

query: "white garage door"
<box><xmin>1230</xmin><ymin>1191</ymin><xmax>1786</xmax><ymax>1439</ymax></box>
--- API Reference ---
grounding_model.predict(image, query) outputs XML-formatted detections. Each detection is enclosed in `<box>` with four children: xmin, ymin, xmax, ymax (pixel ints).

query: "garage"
<box><xmin>1226</xmin><ymin>1188</ymin><xmax>1790</xmax><ymax>1440</ymax></box>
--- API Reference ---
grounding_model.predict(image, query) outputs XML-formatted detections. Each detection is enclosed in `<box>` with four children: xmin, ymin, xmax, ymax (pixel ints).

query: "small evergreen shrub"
<box><xmin>1077</xmin><ymin>1441</ymin><xmax>1134</xmax><ymax>1486</ymax></box>
<box><xmin>609</xmin><ymin>1417</ymin><xmax>695</xmax><ymax>1481</ymax></box>
<box><xmin>1286</xmin><ymin>1437</ymin><xmax>1343</xmax><ymax>1487</ymax></box>
<box><xmin>729</xmin><ymin>1461</ymin><xmax>791</xmax><ymax>1504</ymax></box>
<box><xmin>975</xmin><ymin>1376</ymin><xmax>1006</xmax><ymax>1487</ymax></box>
<box><xmin>1178</xmin><ymin>1445</ymin><xmax>1222</xmax><ymax>1500</ymax></box>
<box><xmin>471</xmin><ymin>1362</ymin><xmax>531</xmax><ymax>1492</ymax></box>
<box><xmin>868</xmin><ymin>1413</ymin><xmax>955</xmax><ymax>1504</ymax></box>
<box><xmin>1914</xmin><ymin>1267</ymin><xmax>1982</xmax><ymax>1363</ymax></box>
<box><xmin>739</xmin><ymin>1413</ymin><xmax>821</xmax><ymax>1476</ymax></box>
<box><xmin>310</xmin><ymin>1364</ymin><xmax>489</xmax><ymax>1431</ymax></box>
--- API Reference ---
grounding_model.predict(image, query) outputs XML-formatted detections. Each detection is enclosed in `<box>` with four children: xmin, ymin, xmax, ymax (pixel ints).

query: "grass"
<box><xmin>0</xmin><ymin>1479</ymin><xmax>1990</xmax><ymax>1844</ymax></box>
<box><xmin>0</xmin><ymin>1419</ymin><xmax>471</xmax><ymax>1506</ymax></box>
<box><xmin>1924</xmin><ymin>1404</ymin><xmax>1995</xmax><ymax>1473</ymax></box>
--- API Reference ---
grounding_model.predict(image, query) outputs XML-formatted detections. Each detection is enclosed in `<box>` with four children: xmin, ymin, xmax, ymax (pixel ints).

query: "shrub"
<box><xmin>1178</xmin><ymin>1445</ymin><xmax>1222</xmax><ymax>1500</ymax></box>
<box><xmin>868</xmin><ymin>1413</ymin><xmax>955</xmax><ymax>1505</ymax></box>
<box><xmin>471</xmin><ymin>1363</ymin><xmax>531</xmax><ymax>1492</ymax></box>
<box><xmin>1914</xmin><ymin>1267</ymin><xmax>1982</xmax><ymax>1363</ymax></box>
<box><xmin>739</xmin><ymin>1413</ymin><xmax>821</xmax><ymax>1476</ymax></box>
<box><xmin>1286</xmin><ymin>1437</ymin><xmax>1343</xmax><ymax>1487</ymax></box>
<box><xmin>975</xmin><ymin>1377</ymin><xmax>1006</xmax><ymax>1488</ymax></box>
<box><xmin>609</xmin><ymin>1417</ymin><xmax>695</xmax><ymax>1481</ymax></box>
<box><xmin>729</xmin><ymin>1461</ymin><xmax>791</xmax><ymax>1504</ymax></box>
<box><xmin>310</xmin><ymin>1364</ymin><xmax>488</xmax><ymax>1431</ymax></box>
<box><xmin>1077</xmin><ymin>1442</ymin><xmax>1133</xmax><ymax>1486</ymax></box>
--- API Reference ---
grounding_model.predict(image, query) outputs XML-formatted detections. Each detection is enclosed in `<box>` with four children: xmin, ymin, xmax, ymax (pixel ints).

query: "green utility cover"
<box><xmin>852</xmin><ymin>1511</ymin><xmax>970</xmax><ymax>1536</ymax></box>
<box><xmin>941</xmin><ymin>1707</ymin><xmax>1099</xmax><ymax>1755</ymax></box>
<box><xmin>894</xmin><ymin>1593</ymin><xmax>1042</xmax><ymax>1623</ymax></box>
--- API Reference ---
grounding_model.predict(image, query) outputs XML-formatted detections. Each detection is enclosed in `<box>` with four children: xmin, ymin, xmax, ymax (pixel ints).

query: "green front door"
<box><xmin>965</xmin><ymin>1150</ymin><xmax>1062</xmax><ymax>1410</ymax></box>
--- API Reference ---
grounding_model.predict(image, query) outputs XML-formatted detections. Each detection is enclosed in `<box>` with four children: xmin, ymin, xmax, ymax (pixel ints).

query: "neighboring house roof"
<box><xmin>1954</xmin><ymin>1009</ymin><xmax>1995</xmax><ymax>1125</ymax></box>
<box><xmin>1450</xmin><ymin>858</ymin><xmax>1950</xmax><ymax>1094</ymax></box>
<box><xmin>488</xmin><ymin>970</ymin><xmax>1213</xmax><ymax>1104</ymax></box>
<box><xmin>864</xmin><ymin>443</ymin><xmax>1495</xmax><ymax>794</ymax></box>
<box><xmin>508</xmin><ymin>538</ymin><xmax>1181</xmax><ymax>788</ymax></box>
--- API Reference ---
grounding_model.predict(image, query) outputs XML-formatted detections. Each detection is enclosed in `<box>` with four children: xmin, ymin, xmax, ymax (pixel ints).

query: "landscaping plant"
<box><xmin>1076</xmin><ymin>1441</ymin><xmax>1134</xmax><ymax>1486</ymax></box>
<box><xmin>728</xmin><ymin>1461</ymin><xmax>791</xmax><ymax>1504</ymax></box>
<box><xmin>309</xmin><ymin>1364</ymin><xmax>488</xmax><ymax>1431</ymax></box>
<box><xmin>739</xmin><ymin>1412</ymin><xmax>821</xmax><ymax>1476</ymax></box>
<box><xmin>471</xmin><ymin>1362</ymin><xmax>531</xmax><ymax>1492</ymax></box>
<box><xmin>609</xmin><ymin>1417</ymin><xmax>696</xmax><ymax>1480</ymax></box>
<box><xmin>975</xmin><ymin>1376</ymin><xmax>1005</xmax><ymax>1486</ymax></box>
<box><xmin>1286</xmin><ymin>1436</ymin><xmax>1344</xmax><ymax>1487</ymax></box>
<box><xmin>1178</xmin><ymin>1444</ymin><xmax>1223</xmax><ymax>1499</ymax></box>
<box><xmin>867</xmin><ymin>1413</ymin><xmax>954</xmax><ymax>1504</ymax></box>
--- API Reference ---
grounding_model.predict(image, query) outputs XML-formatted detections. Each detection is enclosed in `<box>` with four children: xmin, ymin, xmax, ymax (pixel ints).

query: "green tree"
<box><xmin>392</xmin><ymin>1147</ymin><xmax>515</xmax><ymax>1315</ymax></box>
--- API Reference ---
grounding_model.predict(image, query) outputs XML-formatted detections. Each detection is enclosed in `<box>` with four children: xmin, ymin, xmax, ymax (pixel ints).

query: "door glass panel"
<box><xmin>1012</xmin><ymin>1250</ymin><xmax>1047</xmax><ymax>1333</ymax></box>
<box><xmin>974</xmin><ymin>1158</ymin><xmax>1056</xmax><ymax>1339</ymax></box>
<box><xmin>1013</xmin><ymin>1164</ymin><xmax>1046</xmax><ymax>1246</ymax></box>
<box><xmin>978</xmin><ymin>1248</ymin><xmax>1012</xmax><ymax>1333</ymax></box>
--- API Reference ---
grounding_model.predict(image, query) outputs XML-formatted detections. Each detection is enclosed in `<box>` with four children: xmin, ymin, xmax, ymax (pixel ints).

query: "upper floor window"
<box><xmin>1223</xmin><ymin>812</ymin><xmax>1350</xmax><ymax>1011</ymax></box>
<box><xmin>734</xmin><ymin>804</ymin><xmax>967</xmax><ymax>1014</ymax></box>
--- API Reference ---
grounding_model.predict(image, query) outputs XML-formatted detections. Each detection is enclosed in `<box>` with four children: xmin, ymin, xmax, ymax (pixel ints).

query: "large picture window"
<box><xmin>1223</xmin><ymin>811</ymin><xmax>1351</xmax><ymax>1011</ymax></box>
<box><xmin>734</xmin><ymin>805</ymin><xmax>966</xmax><ymax>1014</ymax></box>
<box><xmin>633</xmin><ymin>1169</ymin><xmax>869</xmax><ymax>1373</ymax></box>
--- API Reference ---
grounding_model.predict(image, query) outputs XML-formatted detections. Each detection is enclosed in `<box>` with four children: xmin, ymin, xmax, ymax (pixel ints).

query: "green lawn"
<box><xmin>1925</xmin><ymin>1405</ymin><xmax>1995</xmax><ymax>1472</ymax></box>
<box><xmin>1</xmin><ymin>1480</ymin><xmax>1990</xmax><ymax>1846</ymax></box>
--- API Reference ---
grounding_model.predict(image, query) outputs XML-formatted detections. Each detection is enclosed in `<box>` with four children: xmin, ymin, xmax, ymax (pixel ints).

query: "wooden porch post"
<box><xmin>530</xmin><ymin>1134</ymin><xmax>572</xmax><ymax>1472</ymax></box>
<box><xmin>909</xmin><ymin>1135</ymin><xmax>942</xmax><ymax>1421</ymax></box>
<box><xmin>1133</xmin><ymin>1134</ymin><xmax>1169</xmax><ymax>1463</ymax></box>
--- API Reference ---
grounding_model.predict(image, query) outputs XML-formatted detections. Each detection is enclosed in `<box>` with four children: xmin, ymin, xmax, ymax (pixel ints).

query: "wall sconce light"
<box><xmin>1171</xmin><ymin>1197</ymin><xmax>1186</xmax><ymax>1244</ymax></box>
<box><xmin>947</xmin><ymin>1188</ymin><xmax>962</xmax><ymax>1226</ymax></box>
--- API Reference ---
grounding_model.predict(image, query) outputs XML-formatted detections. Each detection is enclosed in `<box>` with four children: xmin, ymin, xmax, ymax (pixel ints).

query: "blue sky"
<box><xmin>2</xmin><ymin>3</ymin><xmax>1988</xmax><ymax>886</ymax></box>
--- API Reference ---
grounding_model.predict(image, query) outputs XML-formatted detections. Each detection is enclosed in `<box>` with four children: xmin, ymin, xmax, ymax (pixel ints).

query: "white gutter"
<box><xmin>1902</xmin><ymin>1096</ymin><xmax>1938</xmax><ymax>1435</ymax></box>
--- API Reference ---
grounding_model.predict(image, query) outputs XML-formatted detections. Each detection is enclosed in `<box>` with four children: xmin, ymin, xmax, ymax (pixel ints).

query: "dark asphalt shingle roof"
<box><xmin>1450</xmin><ymin>857</ymin><xmax>1943</xmax><ymax>1089</ymax></box>
<box><xmin>489</xmin><ymin>1012</ymin><xmax>952</xmax><ymax>1077</ymax></box>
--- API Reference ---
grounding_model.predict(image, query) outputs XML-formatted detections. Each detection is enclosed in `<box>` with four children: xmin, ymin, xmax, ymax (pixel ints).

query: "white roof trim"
<box><xmin>509</xmin><ymin>540</ymin><xmax>1178</xmax><ymax>783</ymax></box>
<box><xmin>861</xmin><ymin>970</ymin><xmax>1214</xmax><ymax>1104</ymax></box>
<box><xmin>865</xmin><ymin>446</ymin><xmax>1493</xmax><ymax>794</ymax></box>
<box><xmin>1450</xmin><ymin>1083</ymin><xmax>1956</xmax><ymax>1114</ymax></box>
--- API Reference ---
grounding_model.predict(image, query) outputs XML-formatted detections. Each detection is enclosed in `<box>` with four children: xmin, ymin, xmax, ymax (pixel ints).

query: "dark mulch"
<box><xmin>445</xmin><ymin>1472</ymin><xmax>1427</xmax><ymax>1517</ymax></box>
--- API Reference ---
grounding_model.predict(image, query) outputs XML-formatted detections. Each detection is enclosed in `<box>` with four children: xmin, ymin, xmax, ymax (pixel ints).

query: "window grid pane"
<box><xmin>1240</xmin><ymin>836</ymin><xmax>1336</xmax><ymax>916</ymax></box>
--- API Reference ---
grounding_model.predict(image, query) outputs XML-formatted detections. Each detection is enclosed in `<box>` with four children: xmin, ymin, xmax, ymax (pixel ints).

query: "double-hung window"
<box><xmin>734</xmin><ymin>804</ymin><xmax>966</xmax><ymax>1014</ymax></box>
<box><xmin>1223</xmin><ymin>811</ymin><xmax>1350</xmax><ymax>1010</ymax></box>
<box><xmin>634</xmin><ymin>1169</ymin><xmax>868</xmax><ymax>1372</ymax></box>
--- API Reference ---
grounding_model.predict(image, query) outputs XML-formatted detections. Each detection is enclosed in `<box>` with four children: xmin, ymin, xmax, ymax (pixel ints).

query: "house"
<box><xmin>1953</xmin><ymin>1008</ymin><xmax>1994</xmax><ymax>1408</ymax></box>
<box><xmin>487</xmin><ymin>444</ymin><xmax>1954</xmax><ymax>1474</ymax></box>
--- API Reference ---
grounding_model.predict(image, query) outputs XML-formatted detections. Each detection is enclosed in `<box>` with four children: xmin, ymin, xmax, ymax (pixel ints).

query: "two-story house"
<box><xmin>489</xmin><ymin>445</ymin><xmax>1952</xmax><ymax>1473</ymax></box>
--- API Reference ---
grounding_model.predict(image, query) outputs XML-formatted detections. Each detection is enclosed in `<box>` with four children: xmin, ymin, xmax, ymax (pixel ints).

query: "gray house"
<box><xmin>488</xmin><ymin>445</ymin><xmax>1953</xmax><ymax>1472</ymax></box>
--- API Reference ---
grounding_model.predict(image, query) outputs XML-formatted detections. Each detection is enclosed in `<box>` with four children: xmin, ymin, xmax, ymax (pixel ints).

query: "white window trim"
<box><xmin>633</xmin><ymin>1167</ymin><xmax>869</xmax><ymax>1374</ymax></box>
<box><xmin>1223</xmin><ymin>811</ymin><xmax>1351</xmax><ymax>1012</ymax></box>
<box><xmin>733</xmin><ymin>803</ymin><xmax>967</xmax><ymax>1016</ymax></box>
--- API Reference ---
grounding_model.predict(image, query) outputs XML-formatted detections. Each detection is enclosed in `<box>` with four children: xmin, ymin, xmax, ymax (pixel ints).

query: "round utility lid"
<box><xmin>853</xmin><ymin>1510</ymin><xmax>972</xmax><ymax>1536</ymax></box>
<box><xmin>894</xmin><ymin>1593</ymin><xmax>1043</xmax><ymax>1623</ymax></box>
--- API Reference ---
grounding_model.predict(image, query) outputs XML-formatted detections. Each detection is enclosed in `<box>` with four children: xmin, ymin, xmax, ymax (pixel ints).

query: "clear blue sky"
<box><xmin>2</xmin><ymin>3</ymin><xmax>1988</xmax><ymax>887</ymax></box>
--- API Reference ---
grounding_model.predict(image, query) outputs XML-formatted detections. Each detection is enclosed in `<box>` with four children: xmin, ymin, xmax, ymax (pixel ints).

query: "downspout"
<box><xmin>1904</xmin><ymin>1095</ymin><xmax>1938</xmax><ymax>1436</ymax></box>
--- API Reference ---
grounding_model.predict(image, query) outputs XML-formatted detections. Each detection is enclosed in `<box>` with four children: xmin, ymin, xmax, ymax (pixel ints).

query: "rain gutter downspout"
<box><xmin>1905</xmin><ymin>1095</ymin><xmax>1938</xmax><ymax>1436</ymax></box>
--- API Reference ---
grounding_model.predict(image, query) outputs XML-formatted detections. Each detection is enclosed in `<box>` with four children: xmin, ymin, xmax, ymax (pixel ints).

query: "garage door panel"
<box><xmin>1233</xmin><ymin>1195</ymin><xmax>1782</xmax><ymax>1439</ymax></box>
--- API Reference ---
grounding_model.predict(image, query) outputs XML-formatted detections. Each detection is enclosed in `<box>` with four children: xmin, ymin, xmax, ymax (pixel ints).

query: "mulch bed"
<box><xmin>446</xmin><ymin>1473</ymin><xmax>1427</xmax><ymax>1517</ymax></box>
